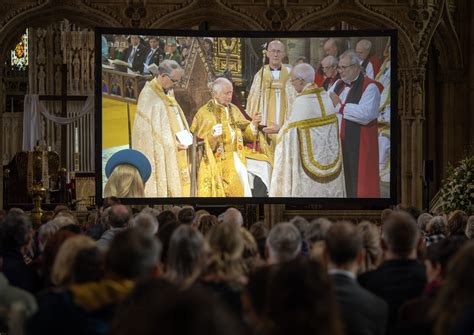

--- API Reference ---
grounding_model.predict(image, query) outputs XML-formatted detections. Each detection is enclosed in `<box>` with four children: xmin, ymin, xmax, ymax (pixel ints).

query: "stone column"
<box><xmin>398</xmin><ymin>67</ymin><xmax>425</xmax><ymax>208</ymax></box>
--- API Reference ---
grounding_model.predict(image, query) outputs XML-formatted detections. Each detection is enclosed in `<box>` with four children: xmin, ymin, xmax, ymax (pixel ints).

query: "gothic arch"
<box><xmin>0</xmin><ymin>4</ymin><xmax>121</xmax><ymax>63</ymax></box>
<box><xmin>149</xmin><ymin>3</ymin><xmax>264</xmax><ymax>30</ymax></box>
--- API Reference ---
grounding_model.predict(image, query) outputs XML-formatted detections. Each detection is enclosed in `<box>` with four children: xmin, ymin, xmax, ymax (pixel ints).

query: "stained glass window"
<box><xmin>11</xmin><ymin>29</ymin><xmax>28</xmax><ymax>71</ymax></box>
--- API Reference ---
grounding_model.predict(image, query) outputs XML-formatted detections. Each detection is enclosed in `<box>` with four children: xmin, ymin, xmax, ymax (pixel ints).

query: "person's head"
<box><xmin>51</xmin><ymin>235</ymin><xmax>97</xmax><ymax>286</ymax></box>
<box><xmin>196</xmin><ymin>214</ymin><xmax>218</xmax><ymax>236</ymax></box>
<box><xmin>52</xmin><ymin>213</ymin><xmax>77</xmax><ymax>229</ymax></box>
<box><xmin>243</xmin><ymin>265</ymin><xmax>275</xmax><ymax>328</ymax></box>
<box><xmin>295</xmin><ymin>56</ymin><xmax>307</xmax><ymax>65</ymax></box>
<box><xmin>321</xmin><ymin>55</ymin><xmax>338</xmax><ymax>79</ymax></box>
<box><xmin>131</xmin><ymin>213</ymin><xmax>159</xmax><ymax>236</ymax></box>
<box><xmin>263</xmin><ymin>258</ymin><xmax>343</xmax><ymax>335</ymax></box>
<box><xmin>447</xmin><ymin>210</ymin><xmax>468</xmax><ymax>236</ymax></box>
<box><xmin>356</xmin><ymin>221</ymin><xmax>382</xmax><ymax>273</ymax></box>
<box><xmin>130</xmin><ymin>35</ymin><xmax>140</xmax><ymax>47</ymax></box>
<box><xmin>266</xmin><ymin>222</ymin><xmax>302</xmax><ymax>264</ymax></box>
<box><xmin>325</xmin><ymin>221</ymin><xmax>363</xmax><ymax>271</ymax></box>
<box><xmin>157</xmin><ymin>220</ymin><xmax>180</xmax><ymax>264</ymax></box>
<box><xmin>355</xmin><ymin>39</ymin><xmax>372</xmax><ymax>61</ymax></box>
<box><xmin>381</xmin><ymin>208</ymin><xmax>393</xmax><ymax>223</ymax></box>
<box><xmin>166</xmin><ymin>225</ymin><xmax>206</xmax><ymax>287</ymax></box>
<box><xmin>425</xmin><ymin>236</ymin><xmax>468</xmax><ymax>283</ymax></box>
<box><xmin>290</xmin><ymin>63</ymin><xmax>315</xmax><ymax>93</ymax></box>
<box><xmin>431</xmin><ymin>243</ymin><xmax>474</xmax><ymax>335</ymax></box>
<box><xmin>212</xmin><ymin>77</ymin><xmax>233</xmax><ymax>106</ymax></box>
<box><xmin>111</xmin><ymin>279</ymin><xmax>243</xmax><ymax>335</ymax></box>
<box><xmin>71</xmin><ymin>246</ymin><xmax>105</xmax><ymax>284</ymax></box>
<box><xmin>249</xmin><ymin>221</ymin><xmax>269</xmax><ymax>260</ymax></box>
<box><xmin>104</xmin><ymin>164</ymin><xmax>145</xmax><ymax>198</ymax></box>
<box><xmin>289</xmin><ymin>216</ymin><xmax>309</xmax><ymax>238</ymax></box>
<box><xmin>0</xmin><ymin>213</ymin><xmax>32</xmax><ymax>251</ymax></box>
<box><xmin>337</xmin><ymin>50</ymin><xmax>362</xmax><ymax>83</ymax></box>
<box><xmin>37</xmin><ymin>221</ymin><xmax>59</xmax><ymax>252</ymax></box>
<box><xmin>267</xmin><ymin>40</ymin><xmax>285</xmax><ymax>69</ymax></box>
<box><xmin>382</xmin><ymin>211</ymin><xmax>420</xmax><ymax>259</ymax></box>
<box><xmin>323</xmin><ymin>38</ymin><xmax>339</xmax><ymax>56</ymax></box>
<box><xmin>149</xmin><ymin>36</ymin><xmax>159</xmax><ymax>50</ymax></box>
<box><xmin>178</xmin><ymin>207</ymin><xmax>195</xmax><ymax>225</ymax></box>
<box><xmin>109</xmin><ymin>204</ymin><xmax>131</xmax><ymax>229</ymax></box>
<box><xmin>106</xmin><ymin>228</ymin><xmax>162</xmax><ymax>280</ymax></box>
<box><xmin>240</xmin><ymin>227</ymin><xmax>263</xmax><ymax>272</ymax></box>
<box><xmin>219</xmin><ymin>207</ymin><xmax>243</xmax><ymax>226</ymax></box>
<box><xmin>417</xmin><ymin>212</ymin><xmax>433</xmax><ymax>234</ymax></box>
<box><xmin>466</xmin><ymin>216</ymin><xmax>474</xmax><ymax>239</ymax></box>
<box><xmin>426</xmin><ymin>215</ymin><xmax>447</xmax><ymax>236</ymax></box>
<box><xmin>157</xmin><ymin>210</ymin><xmax>177</xmax><ymax>227</ymax></box>
<box><xmin>204</xmin><ymin>222</ymin><xmax>245</xmax><ymax>281</ymax></box>
<box><xmin>53</xmin><ymin>205</ymin><xmax>71</xmax><ymax>219</ymax></box>
<box><xmin>41</xmin><ymin>230</ymin><xmax>77</xmax><ymax>284</ymax></box>
<box><xmin>306</xmin><ymin>218</ymin><xmax>332</xmax><ymax>248</ymax></box>
<box><xmin>157</xmin><ymin>59</ymin><xmax>183</xmax><ymax>90</ymax></box>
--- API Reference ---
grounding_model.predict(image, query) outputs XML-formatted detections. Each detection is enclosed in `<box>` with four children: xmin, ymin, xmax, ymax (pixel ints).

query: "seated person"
<box><xmin>104</xmin><ymin>149</ymin><xmax>151</xmax><ymax>198</ymax></box>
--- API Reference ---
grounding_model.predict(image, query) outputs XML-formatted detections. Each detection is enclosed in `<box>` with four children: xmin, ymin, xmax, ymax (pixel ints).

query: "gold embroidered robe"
<box><xmin>269</xmin><ymin>84</ymin><xmax>345</xmax><ymax>197</ymax></box>
<box><xmin>132</xmin><ymin>79</ymin><xmax>191</xmax><ymax>197</ymax></box>
<box><xmin>246</xmin><ymin>65</ymin><xmax>297</xmax><ymax>150</ymax></box>
<box><xmin>191</xmin><ymin>100</ymin><xmax>271</xmax><ymax>197</ymax></box>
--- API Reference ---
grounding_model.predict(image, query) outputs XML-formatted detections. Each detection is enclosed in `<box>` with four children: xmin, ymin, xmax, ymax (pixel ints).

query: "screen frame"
<box><xmin>95</xmin><ymin>27</ymin><xmax>398</xmax><ymax>208</ymax></box>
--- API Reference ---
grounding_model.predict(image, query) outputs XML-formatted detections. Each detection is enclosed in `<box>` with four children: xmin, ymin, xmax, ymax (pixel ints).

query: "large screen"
<box><xmin>96</xmin><ymin>29</ymin><xmax>397</xmax><ymax>205</ymax></box>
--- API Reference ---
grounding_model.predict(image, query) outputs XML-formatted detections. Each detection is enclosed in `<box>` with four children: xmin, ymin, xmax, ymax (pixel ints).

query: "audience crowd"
<box><xmin>0</xmin><ymin>200</ymin><xmax>473</xmax><ymax>335</ymax></box>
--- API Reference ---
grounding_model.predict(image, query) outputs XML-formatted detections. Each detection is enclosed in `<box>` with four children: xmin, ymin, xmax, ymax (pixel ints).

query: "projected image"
<box><xmin>100</xmin><ymin>33</ymin><xmax>392</xmax><ymax>199</ymax></box>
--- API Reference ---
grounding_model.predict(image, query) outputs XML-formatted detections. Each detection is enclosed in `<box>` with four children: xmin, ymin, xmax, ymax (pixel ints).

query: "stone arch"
<box><xmin>0</xmin><ymin>5</ymin><xmax>121</xmax><ymax>63</ymax></box>
<box><xmin>149</xmin><ymin>4</ymin><xmax>264</xmax><ymax>30</ymax></box>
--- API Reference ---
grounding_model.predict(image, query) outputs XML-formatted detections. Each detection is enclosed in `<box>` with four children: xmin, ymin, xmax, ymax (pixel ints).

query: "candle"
<box><xmin>74</xmin><ymin>127</ymin><xmax>79</xmax><ymax>153</ymax></box>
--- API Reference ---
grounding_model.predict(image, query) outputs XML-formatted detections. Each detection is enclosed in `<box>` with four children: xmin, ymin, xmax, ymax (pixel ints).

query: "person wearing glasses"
<box><xmin>327</xmin><ymin>50</ymin><xmax>383</xmax><ymax>198</ymax></box>
<box><xmin>269</xmin><ymin>63</ymin><xmax>345</xmax><ymax>197</ymax></box>
<box><xmin>246</xmin><ymin>40</ymin><xmax>297</xmax><ymax>152</ymax></box>
<box><xmin>320</xmin><ymin>55</ymin><xmax>340</xmax><ymax>91</ymax></box>
<box><xmin>132</xmin><ymin>60</ymin><xmax>192</xmax><ymax>197</ymax></box>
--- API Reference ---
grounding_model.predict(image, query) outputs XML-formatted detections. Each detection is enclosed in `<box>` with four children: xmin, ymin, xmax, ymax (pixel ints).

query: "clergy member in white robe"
<box><xmin>269</xmin><ymin>63</ymin><xmax>345</xmax><ymax>197</ymax></box>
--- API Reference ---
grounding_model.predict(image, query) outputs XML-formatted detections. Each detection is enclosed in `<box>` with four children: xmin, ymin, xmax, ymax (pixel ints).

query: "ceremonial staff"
<box><xmin>253</xmin><ymin>47</ymin><xmax>267</xmax><ymax>153</ymax></box>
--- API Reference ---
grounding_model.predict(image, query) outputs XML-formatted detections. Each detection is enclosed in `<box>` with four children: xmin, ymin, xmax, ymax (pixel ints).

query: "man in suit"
<box><xmin>324</xmin><ymin>221</ymin><xmax>388</xmax><ymax>335</ymax></box>
<box><xmin>358</xmin><ymin>212</ymin><xmax>427</xmax><ymax>335</ymax></box>
<box><xmin>120</xmin><ymin>35</ymin><xmax>149</xmax><ymax>74</ymax></box>
<box><xmin>143</xmin><ymin>36</ymin><xmax>164</xmax><ymax>76</ymax></box>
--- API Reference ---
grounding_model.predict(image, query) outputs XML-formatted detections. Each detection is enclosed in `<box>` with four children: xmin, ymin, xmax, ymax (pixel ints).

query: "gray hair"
<box><xmin>218</xmin><ymin>207</ymin><xmax>243</xmax><ymax>226</ymax></box>
<box><xmin>211</xmin><ymin>77</ymin><xmax>233</xmax><ymax>95</ymax></box>
<box><xmin>357</xmin><ymin>39</ymin><xmax>372</xmax><ymax>51</ymax></box>
<box><xmin>306</xmin><ymin>218</ymin><xmax>333</xmax><ymax>247</ymax></box>
<box><xmin>466</xmin><ymin>216</ymin><xmax>474</xmax><ymax>239</ymax></box>
<box><xmin>131</xmin><ymin>213</ymin><xmax>159</xmax><ymax>236</ymax></box>
<box><xmin>158</xmin><ymin>59</ymin><xmax>182</xmax><ymax>76</ymax></box>
<box><xmin>417</xmin><ymin>212</ymin><xmax>433</xmax><ymax>233</ymax></box>
<box><xmin>427</xmin><ymin>215</ymin><xmax>447</xmax><ymax>236</ymax></box>
<box><xmin>267</xmin><ymin>222</ymin><xmax>302</xmax><ymax>263</ymax></box>
<box><xmin>166</xmin><ymin>225</ymin><xmax>206</xmax><ymax>286</ymax></box>
<box><xmin>339</xmin><ymin>50</ymin><xmax>362</xmax><ymax>67</ymax></box>
<box><xmin>38</xmin><ymin>221</ymin><xmax>59</xmax><ymax>250</ymax></box>
<box><xmin>321</xmin><ymin>55</ymin><xmax>339</xmax><ymax>67</ymax></box>
<box><xmin>291</xmin><ymin>63</ymin><xmax>315</xmax><ymax>84</ymax></box>
<box><xmin>268</xmin><ymin>40</ymin><xmax>285</xmax><ymax>51</ymax></box>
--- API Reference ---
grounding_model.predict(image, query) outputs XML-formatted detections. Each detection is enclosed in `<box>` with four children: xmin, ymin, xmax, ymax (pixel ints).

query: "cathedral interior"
<box><xmin>0</xmin><ymin>0</ymin><xmax>472</xmax><ymax>224</ymax></box>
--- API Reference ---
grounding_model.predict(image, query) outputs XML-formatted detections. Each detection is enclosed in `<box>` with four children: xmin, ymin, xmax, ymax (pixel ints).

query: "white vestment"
<box><xmin>376</xmin><ymin>59</ymin><xmax>391</xmax><ymax>182</ymax></box>
<box><xmin>269</xmin><ymin>84</ymin><xmax>346</xmax><ymax>197</ymax></box>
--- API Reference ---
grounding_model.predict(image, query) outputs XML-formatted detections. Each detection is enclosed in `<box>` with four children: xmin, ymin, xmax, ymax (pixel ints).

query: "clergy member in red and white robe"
<box><xmin>328</xmin><ymin>50</ymin><xmax>382</xmax><ymax>198</ymax></box>
<box><xmin>356</xmin><ymin>39</ymin><xmax>382</xmax><ymax>79</ymax></box>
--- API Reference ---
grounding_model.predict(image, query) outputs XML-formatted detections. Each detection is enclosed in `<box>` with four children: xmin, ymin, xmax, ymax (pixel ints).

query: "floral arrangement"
<box><xmin>440</xmin><ymin>152</ymin><xmax>473</xmax><ymax>215</ymax></box>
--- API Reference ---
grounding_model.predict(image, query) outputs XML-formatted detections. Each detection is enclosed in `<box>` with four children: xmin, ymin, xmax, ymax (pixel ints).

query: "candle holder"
<box><xmin>29</xmin><ymin>182</ymin><xmax>46</xmax><ymax>227</ymax></box>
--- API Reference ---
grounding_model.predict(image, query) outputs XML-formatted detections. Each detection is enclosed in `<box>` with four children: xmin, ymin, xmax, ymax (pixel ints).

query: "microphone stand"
<box><xmin>253</xmin><ymin>49</ymin><xmax>267</xmax><ymax>153</ymax></box>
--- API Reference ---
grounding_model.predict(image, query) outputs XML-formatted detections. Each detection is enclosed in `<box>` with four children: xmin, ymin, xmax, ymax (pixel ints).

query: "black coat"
<box><xmin>120</xmin><ymin>44</ymin><xmax>149</xmax><ymax>74</ymax></box>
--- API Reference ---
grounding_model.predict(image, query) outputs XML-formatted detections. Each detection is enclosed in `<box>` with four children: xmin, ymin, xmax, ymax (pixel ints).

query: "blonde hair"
<box><xmin>104</xmin><ymin>164</ymin><xmax>145</xmax><ymax>198</ymax></box>
<box><xmin>357</xmin><ymin>221</ymin><xmax>382</xmax><ymax>274</ymax></box>
<box><xmin>51</xmin><ymin>235</ymin><xmax>96</xmax><ymax>286</ymax></box>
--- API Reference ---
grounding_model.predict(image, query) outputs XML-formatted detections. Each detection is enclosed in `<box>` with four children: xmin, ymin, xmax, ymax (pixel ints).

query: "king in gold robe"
<box><xmin>191</xmin><ymin>86</ymin><xmax>272</xmax><ymax>198</ymax></box>
<box><xmin>132</xmin><ymin>76</ymin><xmax>191</xmax><ymax>197</ymax></box>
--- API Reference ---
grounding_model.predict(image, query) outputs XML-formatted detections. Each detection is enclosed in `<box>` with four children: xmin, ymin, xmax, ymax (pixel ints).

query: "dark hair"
<box><xmin>111</xmin><ymin>279</ymin><xmax>243</xmax><ymax>335</ymax></box>
<box><xmin>197</xmin><ymin>214</ymin><xmax>218</xmax><ymax>236</ymax></box>
<box><xmin>0</xmin><ymin>214</ymin><xmax>32</xmax><ymax>250</ymax></box>
<box><xmin>103</xmin><ymin>196</ymin><xmax>121</xmax><ymax>210</ymax></box>
<box><xmin>157</xmin><ymin>220</ymin><xmax>180</xmax><ymax>264</ymax></box>
<box><xmin>41</xmin><ymin>230</ymin><xmax>77</xmax><ymax>287</ymax></box>
<box><xmin>72</xmin><ymin>246</ymin><xmax>105</xmax><ymax>283</ymax></box>
<box><xmin>383</xmin><ymin>212</ymin><xmax>419</xmax><ymax>258</ymax></box>
<box><xmin>246</xmin><ymin>266</ymin><xmax>275</xmax><ymax>318</ymax></box>
<box><xmin>263</xmin><ymin>258</ymin><xmax>343</xmax><ymax>335</ymax></box>
<box><xmin>109</xmin><ymin>205</ymin><xmax>131</xmax><ymax>228</ymax></box>
<box><xmin>178</xmin><ymin>207</ymin><xmax>195</xmax><ymax>225</ymax></box>
<box><xmin>157</xmin><ymin>210</ymin><xmax>177</xmax><ymax>227</ymax></box>
<box><xmin>447</xmin><ymin>210</ymin><xmax>468</xmax><ymax>237</ymax></box>
<box><xmin>106</xmin><ymin>228</ymin><xmax>162</xmax><ymax>279</ymax></box>
<box><xmin>426</xmin><ymin>236</ymin><xmax>468</xmax><ymax>278</ymax></box>
<box><xmin>325</xmin><ymin>221</ymin><xmax>362</xmax><ymax>265</ymax></box>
